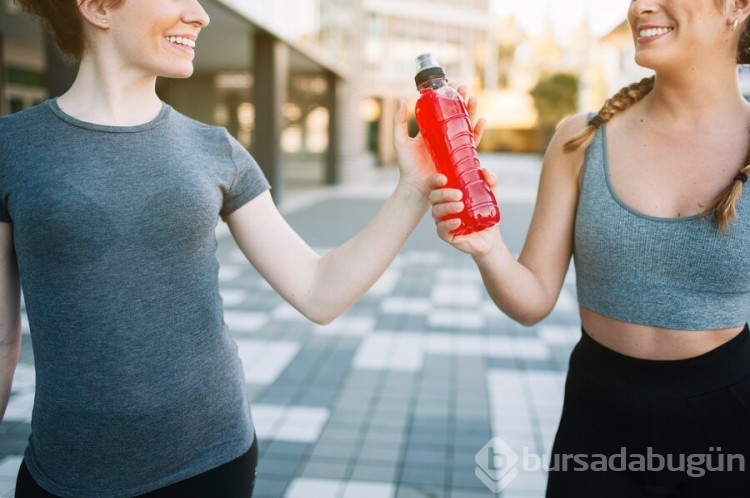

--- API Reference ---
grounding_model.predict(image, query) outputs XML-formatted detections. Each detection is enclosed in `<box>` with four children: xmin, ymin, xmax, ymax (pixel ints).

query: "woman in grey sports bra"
<box><xmin>430</xmin><ymin>0</ymin><xmax>750</xmax><ymax>496</ymax></box>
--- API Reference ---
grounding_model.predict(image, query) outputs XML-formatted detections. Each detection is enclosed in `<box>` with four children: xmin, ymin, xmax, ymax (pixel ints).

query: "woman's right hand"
<box><xmin>428</xmin><ymin>169</ymin><xmax>502</xmax><ymax>257</ymax></box>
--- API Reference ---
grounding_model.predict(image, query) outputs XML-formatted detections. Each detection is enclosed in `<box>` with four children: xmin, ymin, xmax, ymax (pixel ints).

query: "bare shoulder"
<box><xmin>541</xmin><ymin>112</ymin><xmax>591</xmax><ymax>181</ymax></box>
<box><xmin>550</xmin><ymin>112</ymin><xmax>591</xmax><ymax>144</ymax></box>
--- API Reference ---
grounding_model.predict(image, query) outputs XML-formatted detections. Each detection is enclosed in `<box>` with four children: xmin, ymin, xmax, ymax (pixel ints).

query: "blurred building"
<box><xmin>2</xmin><ymin>0</ymin><xmax>670</xmax><ymax>180</ymax></box>
<box><xmin>0</xmin><ymin>0</ymin><xmax>368</xmax><ymax>202</ymax></box>
<box><xmin>581</xmin><ymin>20</ymin><xmax>652</xmax><ymax>111</ymax></box>
<box><xmin>359</xmin><ymin>0</ymin><xmax>497</xmax><ymax>164</ymax></box>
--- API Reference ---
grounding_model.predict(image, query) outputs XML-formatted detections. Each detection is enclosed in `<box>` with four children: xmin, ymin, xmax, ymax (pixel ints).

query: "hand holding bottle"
<box><xmin>428</xmin><ymin>167</ymin><xmax>503</xmax><ymax>257</ymax></box>
<box><xmin>394</xmin><ymin>78</ymin><xmax>485</xmax><ymax>201</ymax></box>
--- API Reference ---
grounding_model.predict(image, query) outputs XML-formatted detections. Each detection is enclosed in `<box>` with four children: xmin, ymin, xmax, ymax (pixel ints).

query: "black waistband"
<box><xmin>572</xmin><ymin>324</ymin><xmax>750</xmax><ymax>398</ymax></box>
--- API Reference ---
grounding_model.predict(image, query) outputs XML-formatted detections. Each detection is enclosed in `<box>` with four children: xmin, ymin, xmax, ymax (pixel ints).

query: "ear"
<box><xmin>729</xmin><ymin>0</ymin><xmax>750</xmax><ymax>23</ymax></box>
<box><xmin>77</xmin><ymin>0</ymin><xmax>111</xmax><ymax>29</ymax></box>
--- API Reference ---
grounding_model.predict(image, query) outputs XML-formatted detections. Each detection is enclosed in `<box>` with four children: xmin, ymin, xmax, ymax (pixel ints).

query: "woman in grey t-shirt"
<box><xmin>0</xmin><ymin>1</ymin><xmax>484</xmax><ymax>497</ymax></box>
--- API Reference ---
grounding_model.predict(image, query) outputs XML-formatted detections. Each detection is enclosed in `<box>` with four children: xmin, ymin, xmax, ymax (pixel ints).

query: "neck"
<box><xmin>57</xmin><ymin>55</ymin><xmax>163</xmax><ymax>126</ymax></box>
<box><xmin>645</xmin><ymin>64</ymin><xmax>749</xmax><ymax>128</ymax></box>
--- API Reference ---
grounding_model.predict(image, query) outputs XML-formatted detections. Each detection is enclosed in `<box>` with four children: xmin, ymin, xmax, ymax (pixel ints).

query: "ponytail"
<box><xmin>704</xmin><ymin>162</ymin><xmax>750</xmax><ymax>234</ymax></box>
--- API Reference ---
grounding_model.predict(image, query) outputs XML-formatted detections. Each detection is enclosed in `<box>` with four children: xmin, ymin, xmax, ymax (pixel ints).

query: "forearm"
<box><xmin>0</xmin><ymin>222</ymin><xmax>21</xmax><ymax>422</ymax></box>
<box><xmin>472</xmin><ymin>243</ymin><xmax>558</xmax><ymax>326</ymax></box>
<box><xmin>308</xmin><ymin>181</ymin><xmax>429</xmax><ymax>323</ymax></box>
<box><xmin>0</xmin><ymin>328</ymin><xmax>21</xmax><ymax>423</ymax></box>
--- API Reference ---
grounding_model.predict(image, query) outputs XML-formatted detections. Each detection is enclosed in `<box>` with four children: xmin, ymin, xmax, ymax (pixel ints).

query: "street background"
<box><xmin>0</xmin><ymin>152</ymin><xmax>583</xmax><ymax>497</ymax></box>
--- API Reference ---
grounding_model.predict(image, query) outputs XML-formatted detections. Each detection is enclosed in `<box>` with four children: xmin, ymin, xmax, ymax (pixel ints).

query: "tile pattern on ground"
<box><xmin>1</xmin><ymin>155</ymin><xmax>586</xmax><ymax>497</ymax></box>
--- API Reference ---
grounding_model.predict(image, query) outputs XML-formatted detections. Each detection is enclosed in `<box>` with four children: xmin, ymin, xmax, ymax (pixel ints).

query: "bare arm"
<box><xmin>0</xmin><ymin>222</ymin><xmax>21</xmax><ymax>422</ymax></box>
<box><xmin>226</xmin><ymin>97</ymin><xmax>470</xmax><ymax>324</ymax></box>
<box><xmin>227</xmin><ymin>183</ymin><xmax>427</xmax><ymax>324</ymax></box>
<box><xmin>429</xmin><ymin>113</ymin><xmax>588</xmax><ymax>325</ymax></box>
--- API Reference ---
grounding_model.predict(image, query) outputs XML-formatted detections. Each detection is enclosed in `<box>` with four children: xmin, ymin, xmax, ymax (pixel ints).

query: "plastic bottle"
<box><xmin>414</xmin><ymin>53</ymin><xmax>500</xmax><ymax>235</ymax></box>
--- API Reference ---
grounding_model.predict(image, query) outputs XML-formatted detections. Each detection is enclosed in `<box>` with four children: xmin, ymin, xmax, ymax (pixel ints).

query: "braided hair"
<box><xmin>564</xmin><ymin>74</ymin><xmax>749</xmax><ymax>233</ymax></box>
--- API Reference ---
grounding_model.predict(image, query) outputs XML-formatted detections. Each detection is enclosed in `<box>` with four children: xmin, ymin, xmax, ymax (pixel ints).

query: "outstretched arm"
<box><xmin>428</xmin><ymin>113</ymin><xmax>588</xmax><ymax>326</ymax></box>
<box><xmin>227</xmin><ymin>94</ymin><xmax>481</xmax><ymax>324</ymax></box>
<box><xmin>0</xmin><ymin>223</ymin><xmax>21</xmax><ymax>422</ymax></box>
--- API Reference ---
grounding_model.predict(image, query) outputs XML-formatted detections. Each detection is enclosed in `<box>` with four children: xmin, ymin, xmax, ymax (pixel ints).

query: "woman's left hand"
<box><xmin>393</xmin><ymin>84</ymin><xmax>485</xmax><ymax>199</ymax></box>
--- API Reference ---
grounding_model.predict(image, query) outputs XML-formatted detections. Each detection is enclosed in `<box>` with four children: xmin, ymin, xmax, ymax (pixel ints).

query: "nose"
<box><xmin>630</xmin><ymin>0</ymin><xmax>656</xmax><ymax>16</ymax></box>
<box><xmin>185</xmin><ymin>0</ymin><xmax>210</xmax><ymax>28</ymax></box>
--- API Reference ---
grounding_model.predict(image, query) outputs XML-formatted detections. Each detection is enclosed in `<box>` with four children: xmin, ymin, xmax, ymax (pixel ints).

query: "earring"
<box><xmin>100</xmin><ymin>18</ymin><xmax>109</xmax><ymax>25</ymax></box>
<box><xmin>732</xmin><ymin>19</ymin><xmax>739</xmax><ymax>31</ymax></box>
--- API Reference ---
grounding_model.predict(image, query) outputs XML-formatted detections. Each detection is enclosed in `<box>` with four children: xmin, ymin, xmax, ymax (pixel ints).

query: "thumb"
<box><xmin>393</xmin><ymin>98</ymin><xmax>409</xmax><ymax>144</ymax></box>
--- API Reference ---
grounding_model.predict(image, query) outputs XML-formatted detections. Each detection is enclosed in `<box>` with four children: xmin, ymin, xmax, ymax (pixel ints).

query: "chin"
<box><xmin>162</xmin><ymin>67</ymin><xmax>195</xmax><ymax>79</ymax></box>
<box><xmin>633</xmin><ymin>53</ymin><xmax>660</xmax><ymax>71</ymax></box>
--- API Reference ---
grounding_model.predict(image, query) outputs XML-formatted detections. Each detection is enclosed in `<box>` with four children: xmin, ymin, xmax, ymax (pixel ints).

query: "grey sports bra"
<box><xmin>573</xmin><ymin>121</ymin><xmax>750</xmax><ymax>330</ymax></box>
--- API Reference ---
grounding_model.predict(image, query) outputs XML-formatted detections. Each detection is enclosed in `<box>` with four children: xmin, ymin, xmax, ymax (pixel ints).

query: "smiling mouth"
<box><xmin>638</xmin><ymin>27</ymin><xmax>673</xmax><ymax>39</ymax></box>
<box><xmin>165</xmin><ymin>36</ymin><xmax>196</xmax><ymax>49</ymax></box>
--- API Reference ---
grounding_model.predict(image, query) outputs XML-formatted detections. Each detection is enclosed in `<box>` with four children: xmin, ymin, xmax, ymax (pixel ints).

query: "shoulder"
<box><xmin>0</xmin><ymin>101</ymin><xmax>51</xmax><ymax>132</ymax></box>
<box><xmin>549</xmin><ymin>112</ymin><xmax>591</xmax><ymax>148</ymax></box>
<box><xmin>541</xmin><ymin>112</ymin><xmax>592</xmax><ymax>179</ymax></box>
<box><xmin>166</xmin><ymin>107</ymin><xmax>241</xmax><ymax>154</ymax></box>
<box><xmin>0</xmin><ymin>102</ymin><xmax>55</xmax><ymax>169</ymax></box>
<box><xmin>166</xmin><ymin>107</ymin><xmax>230</xmax><ymax>138</ymax></box>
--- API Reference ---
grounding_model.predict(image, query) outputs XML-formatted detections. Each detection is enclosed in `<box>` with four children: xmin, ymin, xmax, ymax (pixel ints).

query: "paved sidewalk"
<box><xmin>1</xmin><ymin>153</ymin><xmax>579</xmax><ymax>497</ymax></box>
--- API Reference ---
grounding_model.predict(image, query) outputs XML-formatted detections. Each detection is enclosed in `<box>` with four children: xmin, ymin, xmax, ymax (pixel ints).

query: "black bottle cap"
<box><xmin>414</xmin><ymin>53</ymin><xmax>446</xmax><ymax>87</ymax></box>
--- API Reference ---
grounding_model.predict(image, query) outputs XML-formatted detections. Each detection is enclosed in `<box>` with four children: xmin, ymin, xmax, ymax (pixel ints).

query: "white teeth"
<box><xmin>166</xmin><ymin>36</ymin><xmax>196</xmax><ymax>48</ymax></box>
<box><xmin>639</xmin><ymin>27</ymin><xmax>673</xmax><ymax>38</ymax></box>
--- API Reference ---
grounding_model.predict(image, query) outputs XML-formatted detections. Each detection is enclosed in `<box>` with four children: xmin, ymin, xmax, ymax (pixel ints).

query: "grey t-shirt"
<box><xmin>0</xmin><ymin>100</ymin><xmax>269</xmax><ymax>497</ymax></box>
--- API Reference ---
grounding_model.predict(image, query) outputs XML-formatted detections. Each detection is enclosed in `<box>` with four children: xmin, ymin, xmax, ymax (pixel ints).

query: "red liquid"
<box><xmin>415</xmin><ymin>87</ymin><xmax>500</xmax><ymax>235</ymax></box>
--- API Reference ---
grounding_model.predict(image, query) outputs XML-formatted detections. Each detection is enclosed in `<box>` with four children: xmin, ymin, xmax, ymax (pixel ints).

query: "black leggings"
<box><xmin>547</xmin><ymin>324</ymin><xmax>750</xmax><ymax>498</ymax></box>
<box><xmin>15</xmin><ymin>437</ymin><xmax>258</xmax><ymax>498</ymax></box>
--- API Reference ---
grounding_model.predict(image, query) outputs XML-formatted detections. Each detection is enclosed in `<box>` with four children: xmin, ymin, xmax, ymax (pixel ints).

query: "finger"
<box><xmin>431</xmin><ymin>202</ymin><xmax>465</xmax><ymax>221</ymax></box>
<box><xmin>428</xmin><ymin>187</ymin><xmax>462</xmax><ymax>205</ymax></box>
<box><xmin>473</xmin><ymin>117</ymin><xmax>486</xmax><ymax>145</ymax></box>
<box><xmin>480</xmin><ymin>167</ymin><xmax>497</xmax><ymax>187</ymax></box>
<box><xmin>465</xmin><ymin>95</ymin><xmax>478</xmax><ymax>118</ymax></box>
<box><xmin>427</xmin><ymin>173</ymin><xmax>449</xmax><ymax>189</ymax></box>
<box><xmin>436</xmin><ymin>219</ymin><xmax>462</xmax><ymax>239</ymax></box>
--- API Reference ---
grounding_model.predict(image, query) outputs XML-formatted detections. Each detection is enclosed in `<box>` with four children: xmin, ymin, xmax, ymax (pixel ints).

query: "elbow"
<box><xmin>297</xmin><ymin>302</ymin><xmax>340</xmax><ymax>326</ymax></box>
<box><xmin>515</xmin><ymin>312</ymin><xmax>548</xmax><ymax>328</ymax></box>
<box><xmin>499</xmin><ymin>300</ymin><xmax>554</xmax><ymax>328</ymax></box>
<box><xmin>305</xmin><ymin>312</ymin><xmax>336</xmax><ymax>326</ymax></box>
<box><xmin>297</xmin><ymin>292</ymin><xmax>355</xmax><ymax>326</ymax></box>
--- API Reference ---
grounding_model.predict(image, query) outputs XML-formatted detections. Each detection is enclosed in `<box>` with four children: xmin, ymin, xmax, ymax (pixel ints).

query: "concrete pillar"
<box><xmin>324</xmin><ymin>70</ymin><xmax>340</xmax><ymax>185</ymax></box>
<box><xmin>252</xmin><ymin>31</ymin><xmax>288</xmax><ymax>204</ymax></box>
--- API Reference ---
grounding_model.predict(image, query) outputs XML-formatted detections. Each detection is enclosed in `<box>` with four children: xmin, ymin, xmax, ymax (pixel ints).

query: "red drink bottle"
<box><xmin>414</xmin><ymin>53</ymin><xmax>500</xmax><ymax>235</ymax></box>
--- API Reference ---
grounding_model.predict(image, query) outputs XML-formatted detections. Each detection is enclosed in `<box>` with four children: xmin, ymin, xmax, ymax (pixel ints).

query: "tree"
<box><xmin>530</xmin><ymin>72</ymin><xmax>579</xmax><ymax>146</ymax></box>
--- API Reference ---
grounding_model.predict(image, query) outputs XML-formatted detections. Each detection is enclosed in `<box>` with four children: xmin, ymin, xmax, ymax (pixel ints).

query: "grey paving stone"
<box><xmin>396</xmin><ymin>484</ymin><xmax>446</xmax><ymax>498</ymax></box>
<box><xmin>399</xmin><ymin>465</ymin><xmax>449</xmax><ymax>487</ymax></box>
<box><xmin>299</xmin><ymin>459</ymin><xmax>350</xmax><ymax>480</ymax></box>
<box><xmin>252</xmin><ymin>475</ymin><xmax>291</xmax><ymax>498</ymax></box>
<box><xmin>262</xmin><ymin>440</ymin><xmax>309</xmax><ymax>458</ymax></box>
<box><xmin>257</xmin><ymin>454</ymin><xmax>304</xmax><ymax>478</ymax></box>
<box><xmin>350</xmin><ymin>463</ymin><xmax>399</xmax><ymax>482</ymax></box>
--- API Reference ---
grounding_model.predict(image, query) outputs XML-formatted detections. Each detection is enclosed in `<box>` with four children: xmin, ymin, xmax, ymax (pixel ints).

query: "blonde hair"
<box><xmin>564</xmin><ymin>76</ymin><xmax>749</xmax><ymax>233</ymax></box>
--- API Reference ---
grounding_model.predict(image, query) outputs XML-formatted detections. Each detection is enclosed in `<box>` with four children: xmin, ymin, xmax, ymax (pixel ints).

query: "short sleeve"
<box><xmin>220</xmin><ymin>133</ymin><xmax>271</xmax><ymax>220</ymax></box>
